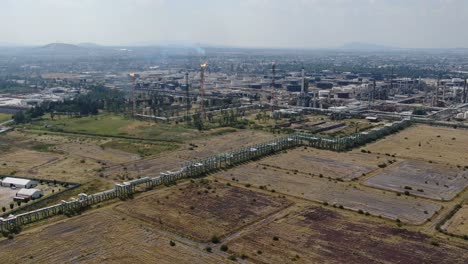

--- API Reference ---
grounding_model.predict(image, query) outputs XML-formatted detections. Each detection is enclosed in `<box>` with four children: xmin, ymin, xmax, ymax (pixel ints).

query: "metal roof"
<box><xmin>16</xmin><ymin>188</ymin><xmax>42</xmax><ymax>196</ymax></box>
<box><xmin>1</xmin><ymin>177</ymin><xmax>34</xmax><ymax>186</ymax></box>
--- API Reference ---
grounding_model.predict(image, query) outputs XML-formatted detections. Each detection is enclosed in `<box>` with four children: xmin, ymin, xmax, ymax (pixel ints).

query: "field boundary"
<box><xmin>0</xmin><ymin>119</ymin><xmax>412</xmax><ymax>232</ymax></box>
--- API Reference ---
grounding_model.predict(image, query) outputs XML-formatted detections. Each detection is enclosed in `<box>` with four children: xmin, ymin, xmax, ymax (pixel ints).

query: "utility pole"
<box><xmin>463</xmin><ymin>78</ymin><xmax>467</xmax><ymax>104</ymax></box>
<box><xmin>185</xmin><ymin>72</ymin><xmax>190</xmax><ymax>121</ymax></box>
<box><xmin>199</xmin><ymin>63</ymin><xmax>207</xmax><ymax>117</ymax></box>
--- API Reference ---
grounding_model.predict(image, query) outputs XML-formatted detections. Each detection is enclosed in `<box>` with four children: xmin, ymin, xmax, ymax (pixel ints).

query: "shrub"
<box><xmin>358</xmin><ymin>209</ymin><xmax>364</xmax><ymax>214</ymax></box>
<box><xmin>377</xmin><ymin>163</ymin><xmax>387</xmax><ymax>168</ymax></box>
<box><xmin>205</xmin><ymin>247</ymin><xmax>212</xmax><ymax>253</ymax></box>
<box><xmin>220</xmin><ymin>244</ymin><xmax>229</xmax><ymax>252</ymax></box>
<box><xmin>273</xmin><ymin>236</ymin><xmax>279</xmax><ymax>241</ymax></box>
<box><xmin>257</xmin><ymin>250</ymin><xmax>263</xmax><ymax>255</ymax></box>
<box><xmin>211</xmin><ymin>235</ymin><xmax>220</xmax><ymax>244</ymax></box>
<box><xmin>169</xmin><ymin>240</ymin><xmax>176</xmax><ymax>246</ymax></box>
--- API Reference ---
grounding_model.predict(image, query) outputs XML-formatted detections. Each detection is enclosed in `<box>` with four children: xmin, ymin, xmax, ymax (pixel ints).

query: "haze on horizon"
<box><xmin>1</xmin><ymin>0</ymin><xmax>467</xmax><ymax>49</ymax></box>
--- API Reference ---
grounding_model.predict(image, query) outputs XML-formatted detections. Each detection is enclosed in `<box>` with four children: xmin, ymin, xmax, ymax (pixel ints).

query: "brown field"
<box><xmin>226</xmin><ymin>205</ymin><xmax>468</xmax><ymax>264</ymax></box>
<box><xmin>259</xmin><ymin>148</ymin><xmax>383</xmax><ymax>181</ymax></box>
<box><xmin>362</xmin><ymin>125</ymin><xmax>468</xmax><ymax>166</ymax></box>
<box><xmin>444</xmin><ymin>204</ymin><xmax>468</xmax><ymax>237</ymax></box>
<box><xmin>365</xmin><ymin>160</ymin><xmax>468</xmax><ymax>201</ymax></box>
<box><xmin>104</xmin><ymin>129</ymin><xmax>277</xmax><ymax>179</ymax></box>
<box><xmin>115</xmin><ymin>179</ymin><xmax>291</xmax><ymax>242</ymax></box>
<box><xmin>0</xmin><ymin>210</ymin><xmax>225</xmax><ymax>264</ymax></box>
<box><xmin>55</xmin><ymin>142</ymin><xmax>140</xmax><ymax>165</ymax></box>
<box><xmin>0</xmin><ymin>149</ymin><xmax>60</xmax><ymax>175</ymax></box>
<box><xmin>26</xmin><ymin>156</ymin><xmax>102</xmax><ymax>183</ymax></box>
<box><xmin>215</xmin><ymin>163</ymin><xmax>441</xmax><ymax>224</ymax></box>
<box><xmin>180</xmin><ymin>129</ymin><xmax>277</xmax><ymax>160</ymax></box>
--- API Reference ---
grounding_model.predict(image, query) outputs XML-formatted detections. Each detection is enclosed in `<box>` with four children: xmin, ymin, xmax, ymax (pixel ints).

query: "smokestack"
<box><xmin>301</xmin><ymin>67</ymin><xmax>305</xmax><ymax>94</ymax></box>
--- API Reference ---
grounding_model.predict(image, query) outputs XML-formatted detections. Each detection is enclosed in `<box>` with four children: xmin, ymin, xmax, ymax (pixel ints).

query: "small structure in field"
<box><xmin>15</xmin><ymin>188</ymin><xmax>43</xmax><ymax>201</ymax></box>
<box><xmin>1</xmin><ymin>177</ymin><xmax>38</xmax><ymax>189</ymax></box>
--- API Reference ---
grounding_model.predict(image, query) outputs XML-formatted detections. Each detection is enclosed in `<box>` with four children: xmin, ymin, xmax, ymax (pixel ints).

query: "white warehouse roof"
<box><xmin>16</xmin><ymin>188</ymin><xmax>42</xmax><ymax>196</ymax></box>
<box><xmin>2</xmin><ymin>177</ymin><xmax>33</xmax><ymax>186</ymax></box>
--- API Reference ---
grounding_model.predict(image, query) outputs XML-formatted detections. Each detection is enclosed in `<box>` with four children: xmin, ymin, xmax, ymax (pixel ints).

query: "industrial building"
<box><xmin>15</xmin><ymin>188</ymin><xmax>44</xmax><ymax>201</ymax></box>
<box><xmin>0</xmin><ymin>177</ymin><xmax>38</xmax><ymax>189</ymax></box>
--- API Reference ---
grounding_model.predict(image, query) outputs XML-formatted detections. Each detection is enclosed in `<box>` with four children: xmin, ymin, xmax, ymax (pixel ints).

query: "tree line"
<box><xmin>13</xmin><ymin>85</ymin><xmax>126</xmax><ymax>124</ymax></box>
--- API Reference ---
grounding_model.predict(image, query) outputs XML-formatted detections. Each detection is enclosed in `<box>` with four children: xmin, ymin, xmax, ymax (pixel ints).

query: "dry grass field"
<box><xmin>0</xmin><ymin>210</ymin><xmax>226</xmax><ymax>264</ymax></box>
<box><xmin>226</xmin><ymin>205</ymin><xmax>468</xmax><ymax>264</ymax></box>
<box><xmin>26</xmin><ymin>156</ymin><xmax>102</xmax><ymax>183</ymax></box>
<box><xmin>444</xmin><ymin>204</ymin><xmax>468</xmax><ymax>237</ymax></box>
<box><xmin>0</xmin><ymin>149</ymin><xmax>60</xmax><ymax>175</ymax></box>
<box><xmin>115</xmin><ymin>179</ymin><xmax>291</xmax><ymax>242</ymax></box>
<box><xmin>362</xmin><ymin>125</ymin><xmax>468</xmax><ymax>166</ymax></box>
<box><xmin>215</xmin><ymin>163</ymin><xmax>441</xmax><ymax>224</ymax></box>
<box><xmin>104</xmin><ymin>129</ymin><xmax>277</xmax><ymax>180</ymax></box>
<box><xmin>55</xmin><ymin>142</ymin><xmax>140</xmax><ymax>165</ymax></box>
<box><xmin>365</xmin><ymin>160</ymin><xmax>468</xmax><ymax>201</ymax></box>
<box><xmin>259</xmin><ymin>148</ymin><xmax>384</xmax><ymax>181</ymax></box>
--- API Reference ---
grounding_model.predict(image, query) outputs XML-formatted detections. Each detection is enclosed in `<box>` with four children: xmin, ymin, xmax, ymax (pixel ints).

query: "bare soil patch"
<box><xmin>365</xmin><ymin>160</ymin><xmax>468</xmax><ymax>200</ymax></box>
<box><xmin>227</xmin><ymin>206</ymin><xmax>468</xmax><ymax>264</ymax></box>
<box><xmin>115</xmin><ymin>180</ymin><xmax>291</xmax><ymax>242</ymax></box>
<box><xmin>215</xmin><ymin>163</ymin><xmax>441</xmax><ymax>224</ymax></box>
<box><xmin>260</xmin><ymin>148</ymin><xmax>383</xmax><ymax>181</ymax></box>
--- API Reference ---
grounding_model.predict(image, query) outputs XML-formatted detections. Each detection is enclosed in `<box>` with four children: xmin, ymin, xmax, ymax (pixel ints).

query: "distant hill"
<box><xmin>340</xmin><ymin>42</ymin><xmax>400</xmax><ymax>51</ymax></box>
<box><xmin>40</xmin><ymin>43</ymin><xmax>84</xmax><ymax>51</ymax></box>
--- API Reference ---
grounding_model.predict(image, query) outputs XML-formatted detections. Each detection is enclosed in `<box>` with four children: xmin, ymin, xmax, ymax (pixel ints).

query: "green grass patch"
<box><xmin>101</xmin><ymin>140</ymin><xmax>179</xmax><ymax>157</ymax></box>
<box><xmin>30</xmin><ymin>143</ymin><xmax>56</xmax><ymax>152</ymax></box>
<box><xmin>0</xmin><ymin>113</ymin><xmax>12</xmax><ymax>123</ymax></box>
<box><xmin>23</xmin><ymin>113</ymin><xmax>200</xmax><ymax>142</ymax></box>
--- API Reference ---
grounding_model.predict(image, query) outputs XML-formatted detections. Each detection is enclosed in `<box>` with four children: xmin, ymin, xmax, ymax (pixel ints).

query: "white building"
<box><xmin>1</xmin><ymin>177</ymin><xmax>38</xmax><ymax>189</ymax></box>
<box><xmin>15</xmin><ymin>188</ymin><xmax>43</xmax><ymax>200</ymax></box>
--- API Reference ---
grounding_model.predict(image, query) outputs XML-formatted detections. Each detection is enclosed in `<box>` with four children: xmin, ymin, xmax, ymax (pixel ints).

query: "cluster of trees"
<box><xmin>13</xmin><ymin>85</ymin><xmax>126</xmax><ymax>124</ymax></box>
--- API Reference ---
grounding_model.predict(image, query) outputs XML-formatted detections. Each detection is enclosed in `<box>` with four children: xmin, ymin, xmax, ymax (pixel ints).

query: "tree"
<box><xmin>13</xmin><ymin>111</ymin><xmax>30</xmax><ymax>124</ymax></box>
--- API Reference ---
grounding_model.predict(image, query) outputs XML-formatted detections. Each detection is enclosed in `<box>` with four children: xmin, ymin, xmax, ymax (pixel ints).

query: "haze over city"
<box><xmin>1</xmin><ymin>1</ymin><xmax>468</xmax><ymax>263</ymax></box>
<box><xmin>1</xmin><ymin>0</ymin><xmax>468</xmax><ymax>49</ymax></box>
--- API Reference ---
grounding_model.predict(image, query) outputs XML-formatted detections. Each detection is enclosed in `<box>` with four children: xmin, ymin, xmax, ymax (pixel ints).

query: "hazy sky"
<box><xmin>1</xmin><ymin>0</ymin><xmax>467</xmax><ymax>48</ymax></box>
